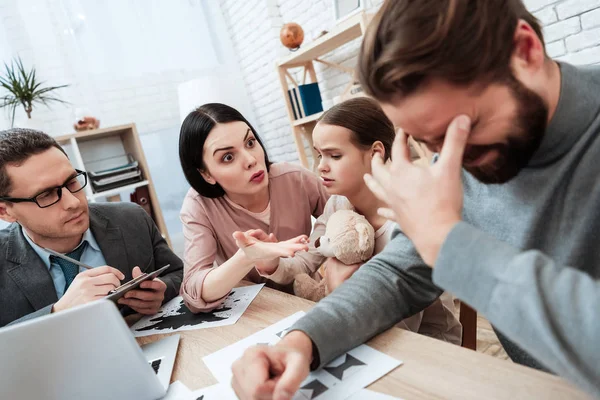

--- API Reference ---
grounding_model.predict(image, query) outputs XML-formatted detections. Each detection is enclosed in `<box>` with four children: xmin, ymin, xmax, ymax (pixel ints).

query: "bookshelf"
<box><xmin>276</xmin><ymin>12</ymin><xmax>372</xmax><ymax>169</ymax></box>
<box><xmin>55</xmin><ymin>124</ymin><xmax>171</xmax><ymax>247</ymax></box>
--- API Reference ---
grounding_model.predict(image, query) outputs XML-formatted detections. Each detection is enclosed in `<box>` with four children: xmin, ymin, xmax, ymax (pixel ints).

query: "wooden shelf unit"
<box><xmin>55</xmin><ymin>124</ymin><xmax>171</xmax><ymax>247</ymax></box>
<box><xmin>291</xmin><ymin>111</ymin><xmax>324</xmax><ymax>127</ymax></box>
<box><xmin>277</xmin><ymin>12</ymin><xmax>372</xmax><ymax>169</ymax></box>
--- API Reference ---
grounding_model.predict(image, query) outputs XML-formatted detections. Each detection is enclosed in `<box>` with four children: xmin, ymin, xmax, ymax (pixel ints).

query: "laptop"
<box><xmin>0</xmin><ymin>300</ymin><xmax>180</xmax><ymax>400</ymax></box>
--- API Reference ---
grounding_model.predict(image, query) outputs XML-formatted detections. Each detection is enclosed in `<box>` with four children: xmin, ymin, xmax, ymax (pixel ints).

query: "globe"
<box><xmin>280</xmin><ymin>22</ymin><xmax>304</xmax><ymax>51</ymax></box>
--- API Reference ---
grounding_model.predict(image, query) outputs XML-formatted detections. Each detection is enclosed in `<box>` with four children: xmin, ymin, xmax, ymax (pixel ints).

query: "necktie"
<box><xmin>50</xmin><ymin>242</ymin><xmax>88</xmax><ymax>291</ymax></box>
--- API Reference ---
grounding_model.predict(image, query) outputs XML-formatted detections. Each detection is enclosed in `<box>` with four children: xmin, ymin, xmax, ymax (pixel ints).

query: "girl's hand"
<box><xmin>233</xmin><ymin>229</ymin><xmax>309</xmax><ymax>262</ymax></box>
<box><xmin>246</xmin><ymin>230</ymin><xmax>281</xmax><ymax>275</ymax></box>
<box><xmin>324</xmin><ymin>257</ymin><xmax>362</xmax><ymax>294</ymax></box>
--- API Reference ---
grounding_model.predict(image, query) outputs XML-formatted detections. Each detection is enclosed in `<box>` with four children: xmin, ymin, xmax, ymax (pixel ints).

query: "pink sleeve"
<box><xmin>179</xmin><ymin>195</ymin><xmax>229</xmax><ymax>312</ymax></box>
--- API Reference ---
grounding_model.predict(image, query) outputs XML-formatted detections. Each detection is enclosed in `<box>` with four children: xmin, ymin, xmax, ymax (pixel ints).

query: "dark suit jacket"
<box><xmin>0</xmin><ymin>202</ymin><xmax>183</xmax><ymax>327</ymax></box>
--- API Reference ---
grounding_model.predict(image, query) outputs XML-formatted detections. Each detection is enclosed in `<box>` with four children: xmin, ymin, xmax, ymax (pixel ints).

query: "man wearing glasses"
<box><xmin>0</xmin><ymin>128</ymin><xmax>183</xmax><ymax>327</ymax></box>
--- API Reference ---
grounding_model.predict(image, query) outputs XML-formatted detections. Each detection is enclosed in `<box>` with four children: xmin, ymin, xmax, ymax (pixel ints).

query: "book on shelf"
<box><xmin>287</xmin><ymin>82</ymin><xmax>323</xmax><ymax>120</ymax></box>
<box><xmin>288</xmin><ymin>87</ymin><xmax>301</xmax><ymax>120</ymax></box>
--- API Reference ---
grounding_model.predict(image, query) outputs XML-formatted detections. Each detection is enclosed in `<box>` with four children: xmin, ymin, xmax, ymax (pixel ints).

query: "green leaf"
<box><xmin>0</xmin><ymin>56</ymin><xmax>70</xmax><ymax>122</ymax></box>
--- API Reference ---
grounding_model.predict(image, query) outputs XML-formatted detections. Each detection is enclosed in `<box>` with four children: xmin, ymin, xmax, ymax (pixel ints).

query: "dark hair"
<box><xmin>179</xmin><ymin>103</ymin><xmax>272</xmax><ymax>198</ymax></box>
<box><xmin>359</xmin><ymin>0</ymin><xmax>544</xmax><ymax>102</ymax></box>
<box><xmin>0</xmin><ymin>128</ymin><xmax>67</xmax><ymax>197</ymax></box>
<box><xmin>318</xmin><ymin>97</ymin><xmax>395</xmax><ymax>161</ymax></box>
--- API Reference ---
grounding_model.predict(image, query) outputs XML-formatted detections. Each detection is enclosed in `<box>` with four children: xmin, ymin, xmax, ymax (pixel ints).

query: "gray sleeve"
<box><xmin>433</xmin><ymin>222</ymin><xmax>600</xmax><ymax>398</ymax></box>
<box><xmin>289</xmin><ymin>230</ymin><xmax>443</xmax><ymax>369</ymax></box>
<box><xmin>7</xmin><ymin>304</ymin><xmax>54</xmax><ymax>326</ymax></box>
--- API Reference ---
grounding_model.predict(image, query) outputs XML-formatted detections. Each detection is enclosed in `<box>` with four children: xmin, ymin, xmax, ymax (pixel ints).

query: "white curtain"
<box><xmin>48</xmin><ymin>0</ymin><xmax>220</xmax><ymax>77</ymax></box>
<box><xmin>13</xmin><ymin>0</ymin><xmax>221</xmax><ymax>119</ymax></box>
<box><xmin>1</xmin><ymin>0</ymin><xmax>230</xmax><ymax>128</ymax></box>
<box><xmin>0</xmin><ymin>0</ymin><xmax>254</xmax><ymax>247</ymax></box>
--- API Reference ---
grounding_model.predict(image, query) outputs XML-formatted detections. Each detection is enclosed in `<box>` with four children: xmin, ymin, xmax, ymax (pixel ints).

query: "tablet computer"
<box><xmin>106</xmin><ymin>264</ymin><xmax>171</xmax><ymax>302</ymax></box>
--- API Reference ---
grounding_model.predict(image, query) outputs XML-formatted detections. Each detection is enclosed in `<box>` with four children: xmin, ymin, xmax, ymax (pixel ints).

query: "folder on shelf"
<box><xmin>88</xmin><ymin>154</ymin><xmax>143</xmax><ymax>193</ymax></box>
<box><xmin>130</xmin><ymin>186</ymin><xmax>155</xmax><ymax>221</ymax></box>
<box><xmin>87</xmin><ymin>160</ymin><xmax>139</xmax><ymax>178</ymax></box>
<box><xmin>90</xmin><ymin>170</ymin><xmax>142</xmax><ymax>193</ymax></box>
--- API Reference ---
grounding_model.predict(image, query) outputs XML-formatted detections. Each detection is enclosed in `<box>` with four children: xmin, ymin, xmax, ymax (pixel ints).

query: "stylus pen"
<box><xmin>43</xmin><ymin>247</ymin><xmax>94</xmax><ymax>270</ymax></box>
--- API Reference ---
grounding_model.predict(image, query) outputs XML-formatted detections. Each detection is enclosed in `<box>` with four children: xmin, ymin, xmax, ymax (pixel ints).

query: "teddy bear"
<box><xmin>293</xmin><ymin>209</ymin><xmax>375</xmax><ymax>302</ymax></box>
<box><xmin>73</xmin><ymin>116</ymin><xmax>100</xmax><ymax>132</ymax></box>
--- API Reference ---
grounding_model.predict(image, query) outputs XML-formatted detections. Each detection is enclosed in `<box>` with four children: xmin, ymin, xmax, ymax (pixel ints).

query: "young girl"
<box><xmin>178</xmin><ymin>103</ymin><xmax>329</xmax><ymax>313</ymax></box>
<box><xmin>235</xmin><ymin>97</ymin><xmax>462</xmax><ymax>344</ymax></box>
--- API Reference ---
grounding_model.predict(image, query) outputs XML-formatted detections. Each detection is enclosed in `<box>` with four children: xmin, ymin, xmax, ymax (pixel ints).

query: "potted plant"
<box><xmin>0</xmin><ymin>56</ymin><xmax>69</xmax><ymax>127</ymax></box>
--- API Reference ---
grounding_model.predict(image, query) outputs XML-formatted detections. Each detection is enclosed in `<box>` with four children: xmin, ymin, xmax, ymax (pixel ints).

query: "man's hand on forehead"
<box><xmin>364</xmin><ymin>115</ymin><xmax>471</xmax><ymax>266</ymax></box>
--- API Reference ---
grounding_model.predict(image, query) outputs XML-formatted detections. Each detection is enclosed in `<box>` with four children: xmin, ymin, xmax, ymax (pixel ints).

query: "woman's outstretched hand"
<box><xmin>233</xmin><ymin>229</ymin><xmax>309</xmax><ymax>263</ymax></box>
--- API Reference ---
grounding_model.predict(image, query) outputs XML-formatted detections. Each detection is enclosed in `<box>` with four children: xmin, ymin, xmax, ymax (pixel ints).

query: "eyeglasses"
<box><xmin>0</xmin><ymin>170</ymin><xmax>88</xmax><ymax>208</ymax></box>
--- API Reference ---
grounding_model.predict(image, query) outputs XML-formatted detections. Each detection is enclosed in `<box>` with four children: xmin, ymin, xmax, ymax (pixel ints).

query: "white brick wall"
<box><xmin>526</xmin><ymin>0</ymin><xmax>600</xmax><ymax>63</ymax></box>
<box><xmin>218</xmin><ymin>0</ymin><xmax>383</xmax><ymax>164</ymax></box>
<box><xmin>221</xmin><ymin>0</ymin><xmax>600</xmax><ymax>163</ymax></box>
<box><xmin>219</xmin><ymin>0</ymin><xmax>291</xmax><ymax>161</ymax></box>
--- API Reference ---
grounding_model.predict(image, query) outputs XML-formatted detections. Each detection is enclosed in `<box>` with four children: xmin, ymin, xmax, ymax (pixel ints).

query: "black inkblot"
<box><xmin>275</xmin><ymin>329</ymin><xmax>286</xmax><ymax>338</ymax></box>
<box><xmin>299</xmin><ymin>379</ymin><xmax>328</xmax><ymax>399</ymax></box>
<box><xmin>135</xmin><ymin>301</ymin><xmax>232</xmax><ymax>332</ymax></box>
<box><xmin>323</xmin><ymin>354</ymin><xmax>366</xmax><ymax>380</ymax></box>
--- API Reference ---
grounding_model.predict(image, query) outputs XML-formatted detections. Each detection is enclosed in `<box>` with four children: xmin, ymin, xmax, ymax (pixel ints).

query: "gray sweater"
<box><xmin>290</xmin><ymin>62</ymin><xmax>600</xmax><ymax>397</ymax></box>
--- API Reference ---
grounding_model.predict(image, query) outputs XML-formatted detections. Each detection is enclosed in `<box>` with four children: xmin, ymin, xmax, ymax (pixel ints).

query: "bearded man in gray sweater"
<box><xmin>231</xmin><ymin>0</ymin><xmax>600</xmax><ymax>398</ymax></box>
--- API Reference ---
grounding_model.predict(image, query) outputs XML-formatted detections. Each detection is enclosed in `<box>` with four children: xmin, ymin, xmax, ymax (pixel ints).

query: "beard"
<box><xmin>464</xmin><ymin>76</ymin><xmax>548</xmax><ymax>184</ymax></box>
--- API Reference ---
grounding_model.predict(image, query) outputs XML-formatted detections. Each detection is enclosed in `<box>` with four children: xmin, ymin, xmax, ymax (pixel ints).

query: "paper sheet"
<box><xmin>191</xmin><ymin>383</ymin><xmax>238</xmax><ymax>399</ymax></box>
<box><xmin>162</xmin><ymin>381</ymin><xmax>194</xmax><ymax>400</ymax></box>
<box><xmin>188</xmin><ymin>385</ymin><xmax>402</xmax><ymax>400</ymax></box>
<box><xmin>349</xmin><ymin>389</ymin><xmax>403</xmax><ymax>399</ymax></box>
<box><xmin>202</xmin><ymin>311</ymin><xmax>403</xmax><ymax>400</ymax></box>
<box><xmin>131</xmin><ymin>284</ymin><xmax>264</xmax><ymax>337</ymax></box>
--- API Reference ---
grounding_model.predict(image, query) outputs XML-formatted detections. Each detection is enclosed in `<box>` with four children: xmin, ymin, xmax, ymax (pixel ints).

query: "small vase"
<box><xmin>13</xmin><ymin>110</ymin><xmax>43</xmax><ymax>132</ymax></box>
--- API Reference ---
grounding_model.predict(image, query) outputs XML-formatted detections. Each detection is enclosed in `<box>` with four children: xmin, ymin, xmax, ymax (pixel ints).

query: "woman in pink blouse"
<box><xmin>178</xmin><ymin>103</ymin><xmax>329</xmax><ymax>312</ymax></box>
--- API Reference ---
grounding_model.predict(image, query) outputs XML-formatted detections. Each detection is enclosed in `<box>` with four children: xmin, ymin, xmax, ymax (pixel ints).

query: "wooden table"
<box><xmin>137</xmin><ymin>285</ymin><xmax>590</xmax><ymax>399</ymax></box>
